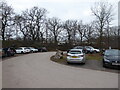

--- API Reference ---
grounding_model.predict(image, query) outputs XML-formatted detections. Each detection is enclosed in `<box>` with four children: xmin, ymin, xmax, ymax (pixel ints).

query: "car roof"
<box><xmin>73</xmin><ymin>46</ymin><xmax>84</xmax><ymax>49</ymax></box>
<box><xmin>85</xmin><ymin>46</ymin><xmax>92</xmax><ymax>48</ymax></box>
<box><xmin>70</xmin><ymin>49</ymin><xmax>83</xmax><ymax>51</ymax></box>
<box><xmin>18</xmin><ymin>47</ymin><xmax>27</xmax><ymax>48</ymax></box>
<box><xmin>105</xmin><ymin>49</ymin><xmax>120</xmax><ymax>51</ymax></box>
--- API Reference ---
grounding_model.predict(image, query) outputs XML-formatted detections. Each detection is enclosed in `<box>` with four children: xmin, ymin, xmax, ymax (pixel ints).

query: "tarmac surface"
<box><xmin>2</xmin><ymin>52</ymin><xmax>119</xmax><ymax>88</ymax></box>
<box><xmin>0</xmin><ymin>59</ymin><xmax>2</xmax><ymax>89</ymax></box>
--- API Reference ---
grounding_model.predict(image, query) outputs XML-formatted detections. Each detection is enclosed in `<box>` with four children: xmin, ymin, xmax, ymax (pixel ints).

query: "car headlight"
<box><xmin>104</xmin><ymin>58</ymin><xmax>110</xmax><ymax>62</ymax></box>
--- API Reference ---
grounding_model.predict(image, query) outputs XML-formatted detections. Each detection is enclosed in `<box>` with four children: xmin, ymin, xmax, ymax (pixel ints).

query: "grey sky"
<box><xmin>4</xmin><ymin>0</ymin><xmax>119</xmax><ymax>26</ymax></box>
<box><xmin>118</xmin><ymin>1</ymin><xmax>120</xmax><ymax>26</ymax></box>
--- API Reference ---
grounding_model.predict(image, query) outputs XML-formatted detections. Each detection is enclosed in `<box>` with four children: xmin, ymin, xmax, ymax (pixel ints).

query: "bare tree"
<box><xmin>21</xmin><ymin>7</ymin><xmax>47</xmax><ymax>42</ymax></box>
<box><xmin>91</xmin><ymin>2</ymin><xmax>114</xmax><ymax>48</ymax></box>
<box><xmin>84</xmin><ymin>21</ymin><xmax>95</xmax><ymax>44</ymax></box>
<box><xmin>46</xmin><ymin>17</ymin><xmax>62</xmax><ymax>44</ymax></box>
<box><xmin>14</xmin><ymin>14</ymin><xmax>30</xmax><ymax>41</ymax></box>
<box><xmin>77</xmin><ymin>21</ymin><xmax>86</xmax><ymax>45</ymax></box>
<box><xmin>0</xmin><ymin>1</ymin><xmax>14</xmax><ymax>41</ymax></box>
<box><xmin>103</xmin><ymin>26</ymin><xmax>119</xmax><ymax>48</ymax></box>
<box><xmin>63</xmin><ymin>20</ymin><xmax>77</xmax><ymax>45</ymax></box>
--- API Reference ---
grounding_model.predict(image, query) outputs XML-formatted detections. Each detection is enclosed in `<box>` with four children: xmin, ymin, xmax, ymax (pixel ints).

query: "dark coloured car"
<box><xmin>38</xmin><ymin>47</ymin><xmax>47</xmax><ymax>52</ymax></box>
<box><xmin>103</xmin><ymin>49</ymin><xmax>120</xmax><ymax>69</ymax></box>
<box><xmin>3</xmin><ymin>47</ymin><xmax>15</xmax><ymax>57</ymax></box>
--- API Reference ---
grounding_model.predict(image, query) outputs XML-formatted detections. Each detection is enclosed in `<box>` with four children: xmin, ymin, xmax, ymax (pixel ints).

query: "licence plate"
<box><xmin>112</xmin><ymin>63</ymin><xmax>120</xmax><ymax>66</ymax></box>
<box><xmin>72</xmin><ymin>56</ymin><xmax>77</xmax><ymax>58</ymax></box>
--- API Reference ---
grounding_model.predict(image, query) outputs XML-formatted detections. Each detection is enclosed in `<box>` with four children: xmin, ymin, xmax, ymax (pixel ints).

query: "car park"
<box><xmin>67</xmin><ymin>49</ymin><xmax>85</xmax><ymax>64</ymax></box>
<box><xmin>103</xmin><ymin>49</ymin><xmax>120</xmax><ymax>69</ymax></box>
<box><xmin>16</xmin><ymin>47</ymin><xmax>31</xmax><ymax>54</ymax></box>
<box><xmin>84</xmin><ymin>46</ymin><xmax>100</xmax><ymax>53</ymax></box>
<box><xmin>28</xmin><ymin>47</ymin><xmax>38</xmax><ymax>52</ymax></box>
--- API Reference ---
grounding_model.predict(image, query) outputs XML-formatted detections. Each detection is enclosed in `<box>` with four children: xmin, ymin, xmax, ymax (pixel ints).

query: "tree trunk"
<box><xmin>2</xmin><ymin>23</ymin><xmax>5</xmax><ymax>41</ymax></box>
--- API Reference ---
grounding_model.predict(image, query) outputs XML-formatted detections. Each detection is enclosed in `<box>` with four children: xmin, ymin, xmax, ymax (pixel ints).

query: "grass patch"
<box><xmin>86</xmin><ymin>53</ymin><xmax>102</xmax><ymax>61</ymax></box>
<box><xmin>50</xmin><ymin>55</ymin><xmax>67</xmax><ymax>64</ymax></box>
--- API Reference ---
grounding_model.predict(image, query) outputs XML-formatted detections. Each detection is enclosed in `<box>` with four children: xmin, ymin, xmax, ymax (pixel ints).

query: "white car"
<box><xmin>67</xmin><ymin>49</ymin><xmax>86</xmax><ymax>64</ymax></box>
<box><xmin>93</xmin><ymin>48</ymin><xmax>100</xmax><ymax>53</ymax></box>
<box><xmin>85</xmin><ymin>46</ymin><xmax>100</xmax><ymax>53</ymax></box>
<box><xmin>28</xmin><ymin>47</ymin><xmax>38</xmax><ymax>52</ymax></box>
<box><xmin>16</xmin><ymin>47</ymin><xmax>31</xmax><ymax>54</ymax></box>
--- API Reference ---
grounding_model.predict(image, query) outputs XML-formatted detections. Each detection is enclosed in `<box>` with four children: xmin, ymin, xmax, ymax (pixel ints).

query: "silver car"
<box><xmin>67</xmin><ymin>49</ymin><xmax>86</xmax><ymax>64</ymax></box>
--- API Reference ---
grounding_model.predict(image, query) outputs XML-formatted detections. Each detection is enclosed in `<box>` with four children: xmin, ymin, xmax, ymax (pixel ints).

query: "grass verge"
<box><xmin>86</xmin><ymin>53</ymin><xmax>102</xmax><ymax>61</ymax></box>
<box><xmin>50</xmin><ymin>55</ymin><xmax>67</xmax><ymax>64</ymax></box>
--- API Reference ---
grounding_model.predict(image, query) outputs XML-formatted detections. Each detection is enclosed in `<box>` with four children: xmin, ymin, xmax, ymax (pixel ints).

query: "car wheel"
<box><xmin>21</xmin><ymin>51</ymin><xmax>24</xmax><ymax>54</ymax></box>
<box><xmin>11</xmin><ymin>53</ymin><xmax>14</xmax><ymax>56</ymax></box>
<box><xmin>103</xmin><ymin>62</ymin><xmax>107</xmax><ymax>68</ymax></box>
<box><xmin>67</xmin><ymin>62</ymin><xmax>70</xmax><ymax>64</ymax></box>
<box><xmin>82</xmin><ymin>62</ymin><xmax>85</xmax><ymax>65</ymax></box>
<box><xmin>7</xmin><ymin>52</ymin><xmax>11</xmax><ymax>57</ymax></box>
<box><xmin>94</xmin><ymin>51</ymin><xmax>97</xmax><ymax>53</ymax></box>
<box><xmin>90</xmin><ymin>52</ymin><xmax>93</xmax><ymax>54</ymax></box>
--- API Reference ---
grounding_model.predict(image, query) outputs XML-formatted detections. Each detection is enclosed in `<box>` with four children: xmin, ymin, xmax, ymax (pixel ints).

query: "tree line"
<box><xmin>1</xmin><ymin>1</ymin><xmax>119</xmax><ymax>49</ymax></box>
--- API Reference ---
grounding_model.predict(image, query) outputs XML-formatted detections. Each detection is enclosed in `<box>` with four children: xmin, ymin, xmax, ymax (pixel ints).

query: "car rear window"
<box><xmin>69</xmin><ymin>50</ymin><xmax>82</xmax><ymax>54</ymax></box>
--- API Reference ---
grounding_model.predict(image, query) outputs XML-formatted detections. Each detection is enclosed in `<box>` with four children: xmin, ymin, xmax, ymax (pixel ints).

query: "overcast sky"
<box><xmin>4</xmin><ymin>0</ymin><xmax>119</xmax><ymax>26</ymax></box>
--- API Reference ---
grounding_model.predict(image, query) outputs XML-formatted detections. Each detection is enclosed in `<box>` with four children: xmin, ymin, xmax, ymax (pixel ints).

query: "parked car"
<box><xmin>38</xmin><ymin>47</ymin><xmax>47</xmax><ymax>52</ymax></box>
<box><xmin>2</xmin><ymin>47</ymin><xmax>15</xmax><ymax>57</ymax></box>
<box><xmin>103</xmin><ymin>49</ymin><xmax>120</xmax><ymax>69</ymax></box>
<box><xmin>73</xmin><ymin>46</ymin><xmax>86</xmax><ymax>53</ymax></box>
<box><xmin>10</xmin><ymin>47</ymin><xmax>16</xmax><ymax>54</ymax></box>
<box><xmin>16</xmin><ymin>47</ymin><xmax>31</xmax><ymax>54</ymax></box>
<box><xmin>67</xmin><ymin>49</ymin><xmax>72</xmax><ymax>53</ymax></box>
<box><xmin>67</xmin><ymin>49</ymin><xmax>86</xmax><ymax>64</ymax></box>
<box><xmin>84</xmin><ymin>46</ymin><xmax>100</xmax><ymax>53</ymax></box>
<box><xmin>28</xmin><ymin>47</ymin><xmax>38</xmax><ymax>52</ymax></box>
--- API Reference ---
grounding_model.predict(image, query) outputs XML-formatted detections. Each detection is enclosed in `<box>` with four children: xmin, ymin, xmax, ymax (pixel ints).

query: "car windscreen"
<box><xmin>17</xmin><ymin>48</ymin><xmax>22</xmax><ymax>50</ymax></box>
<box><xmin>85</xmin><ymin>46</ymin><xmax>93</xmax><ymax>49</ymax></box>
<box><xmin>69</xmin><ymin>50</ymin><xmax>82</xmax><ymax>54</ymax></box>
<box><xmin>105</xmin><ymin>50</ymin><xmax>120</xmax><ymax>56</ymax></box>
<box><xmin>25</xmin><ymin>48</ymin><xmax>29</xmax><ymax>49</ymax></box>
